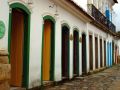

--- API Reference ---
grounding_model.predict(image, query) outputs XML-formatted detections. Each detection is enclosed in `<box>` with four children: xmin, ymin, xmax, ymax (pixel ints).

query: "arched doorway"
<box><xmin>42</xmin><ymin>16</ymin><xmax>55</xmax><ymax>81</ymax></box>
<box><xmin>82</xmin><ymin>33</ymin><xmax>87</xmax><ymax>74</ymax></box>
<box><xmin>62</xmin><ymin>25</ymin><xmax>70</xmax><ymax>79</ymax></box>
<box><xmin>73</xmin><ymin>30</ymin><xmax>79</xmax><ymax>76</ymax></box>
<box><xmin>8</xmin><ymin>3</ymin><xmax>30</xmax><ymax>87</ymax></box>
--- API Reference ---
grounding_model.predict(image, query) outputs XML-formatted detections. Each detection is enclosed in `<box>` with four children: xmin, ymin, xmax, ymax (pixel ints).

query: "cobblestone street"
<box><xmin>44</xmin><ymin>65</ymin><xmax>120</xmax><ymax>90</ymax></box>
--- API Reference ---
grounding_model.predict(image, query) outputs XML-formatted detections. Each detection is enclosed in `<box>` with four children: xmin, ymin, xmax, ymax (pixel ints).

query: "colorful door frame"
<box><xmin>73</xmin><ymin>30</ymin><xmax>79</xmax><ymax>76</ymax></box>
<box><xmin>110</xmin><ymin>43</ymin><xmax>112</xmax><ymax>66</ymax></box>
<box><xmin>8</xmin><ymin>3</ymin><xmax>31</xmax><ymax>88</ymax></box>
<box><xmin>41</xmin><ymin>15</ymin><xmax>55</xmax><ymax>83</ymax></box>
<box><xmin>107</xmin><ymin>42</ymin><xmax>113</xmax><ymax>67</ymax></box>
<box><xmin>61</xmin><ymin>24</ymin><xmax>70</xmax><ymax>78</ymax></box>
<box><xmin>107</xmin><ymin>42</ymin><xmax>109</xmax><ymax>67</ymax></box>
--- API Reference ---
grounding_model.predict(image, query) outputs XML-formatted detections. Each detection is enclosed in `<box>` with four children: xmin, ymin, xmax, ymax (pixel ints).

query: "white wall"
<box><xmin>0</xmin><ymin>0</ymin><xmax>118</xmax><ymax>89</ymax></box>
<box><xmin>0</xmin><ymin>0</ymin><xmax>9</xmax><ymax>50</ymax></box>
<box><xmin>29</xmin><ymin>0</ymin><xmax>87</xmax><ymax>88</ymax></box>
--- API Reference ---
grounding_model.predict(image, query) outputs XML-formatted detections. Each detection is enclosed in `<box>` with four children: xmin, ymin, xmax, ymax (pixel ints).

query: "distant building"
<box><xmin>0</xmin><ymin>0</ymin><xmax>119</xmax><ymax>89</ymax></box>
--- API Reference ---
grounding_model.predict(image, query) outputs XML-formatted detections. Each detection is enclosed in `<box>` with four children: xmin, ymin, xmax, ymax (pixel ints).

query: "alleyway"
<box><xmin>44</xmin><ymin>65</ymin><xmax>120</xmax><ymax>90</ymax></box>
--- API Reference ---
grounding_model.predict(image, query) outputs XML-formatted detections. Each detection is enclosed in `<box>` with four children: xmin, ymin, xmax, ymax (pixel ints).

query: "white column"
<box><xmin>92</xmin><ymin>33</ymin><xmax>95</xmax><ymax>70</ymax></box>
<box><xmin>98</xmin><ymin>35</ymin><xmax>100</xmax><ymax>68</ymax></box>
<box><xmin>86</xmin><ymin>31</ymin><xmax>90</xmax><ymax>73</ymax></box>
<box><xmin>79</xmin><ymin>32</ymin><xmax>82</xmax><ymax>75</ymax></box>
<box><xmin>102</xmin><ymin>38</ymin><xmax>104</xmax><ymax>67</ymax></box>
<box><xmin>69</xmin><ymin>28</ymin><xmax>73</xmax><ymax>79</ymax></box>
<box><xmin>54</xmin><ymin>19</ymin><xmax>62</xmax><ymax>81</ymax></box>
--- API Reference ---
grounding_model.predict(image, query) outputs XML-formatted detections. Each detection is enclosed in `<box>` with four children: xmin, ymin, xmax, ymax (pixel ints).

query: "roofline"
<box><xmin>52</xmin><ymin>0</ymin><xmax>117</xmax><ymax>36</ymax></box>
<box><xmin>67</xmin><ymin>0</ymin><xmax>93</xmax><ymax>20</ymax></box>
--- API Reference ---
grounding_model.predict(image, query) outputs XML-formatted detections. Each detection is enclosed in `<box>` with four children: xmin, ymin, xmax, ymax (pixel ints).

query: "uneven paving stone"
<box><xmin>44</xmin><ymin>65</ymin><xmax>120</xmax><ymax>90</ymax></box>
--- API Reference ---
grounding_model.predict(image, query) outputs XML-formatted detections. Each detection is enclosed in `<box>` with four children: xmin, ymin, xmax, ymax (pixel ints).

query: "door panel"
<box><xmin>89</xmin><ymin>35</ymin><xmax>93</xmax><ymax>70</ymax></box>
<box><xmin>62</xmin><ymin>26</ymin><xmax>69</xmax><ymax>77</ymax></box>
<box><xmin>82</xmin><ymin>34</ymin><xmax>86</xmax><ymax>74</ymax></box>
<box><xmin>11</xmin><ymin>10</ymin><xmax>24</xmax><ymax>86</ymax></box>
<box><xmin>95</xmin><ymin>37</ymin><xmax>98</xmax><ymax>69</ymax></box>
<box><xmin>43</xmin><ymin>20</ymin><xmax>51</xmax><ymax>80</ymax></box>
<box><xmin>73</xmin><ymin>31</ymin><xmax>79</xmax><ymax>75</ymax></box>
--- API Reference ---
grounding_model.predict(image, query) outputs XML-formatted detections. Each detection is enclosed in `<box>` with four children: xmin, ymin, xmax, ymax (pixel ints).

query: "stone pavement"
<box><xmin>44</xmin><ymin>64</ymin><xmax>120</xmax><ymax>90</ymax></box>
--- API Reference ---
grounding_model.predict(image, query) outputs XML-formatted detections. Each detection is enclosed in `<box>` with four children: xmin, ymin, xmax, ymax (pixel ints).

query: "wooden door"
<box><xmin>95</xmin><ymin>37</ymin><xmax>98</xmax><ymax>69</ymax></box>
<box><xmin>82</xmin><ymin>34</ymin><xmax>87</xmax><ymax>74</ymax></box>
<box><xmin>104</xmin><ymin>41</ymin><xmax>106</xmax><ymax>66</ymax></box>
<box><xmin>43</xmin><ymin>20</ymin><xmax>51</xmax><ymax>81</ymax></box>
<box><xmin>62</xmin><ymin>26</ymin><xmax>69</xmax><ymax>77</ymax></box>
<box><xmin>73</xmin><ymin>31</ymin><xmax>79</xmax><ymax>75</ymax></box>
<box><xmin>100</xmin><ymin>39</ymin><xmax>102</xmax><ymax>67</ymax></box>
<box><xmin>10</xmin><ymin>10</ymin><xmax>24</xmax><ymax>86</ymax></box>
<box><xmin>89</xmin><ymin>35</ymin><xmax>93</xmax><ymax>70</ymax></box>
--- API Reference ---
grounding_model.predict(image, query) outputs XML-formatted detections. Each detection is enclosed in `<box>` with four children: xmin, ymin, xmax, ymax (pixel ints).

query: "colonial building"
<box><xmin>0</xmin><ymin>0</ymin><xmax>119</xmax><ymax>89</ymax></box>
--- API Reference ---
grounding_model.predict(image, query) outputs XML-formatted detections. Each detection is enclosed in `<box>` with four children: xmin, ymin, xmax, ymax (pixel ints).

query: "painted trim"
<box><xmin>8</xmin><ymin>2</ymin><xmax>31</xmax><ymax>88</ymax></box>
<box><xmin>41</xmin><ymin>15</ymin><xmax>56</xmax><ymax>84</ymax></box>
<box><xmin>110</xmin><ymin>42</ymin><xmax>112</xmax><ymax>66</ymax></box>
<box><xmin>61</xmin><ymin>23</ymin><xmax>70</xmax><ymax>30</ymax></box>
<box><xmin>61</xmin><ymin>20</ymin><xmax>71</xmax><ymax>29</ymax></box>
<box><xmin>43</xmin><ymin>15</ymin><xmax>55</xmax><ymax>22</ymax></box>
<box><xmin>82</xmin><ymin>32</ymin><xmax>87</xmax><ymax>36</ymax></box>
<box><xmin>72</xmin><ymin>26</ymin><xmax>79</xmax><ymax>31</ymax></box>
<box><xmin>10</xmin><ymin>3</ymin><xmax>30</xmax><ymax>14</ymax></box>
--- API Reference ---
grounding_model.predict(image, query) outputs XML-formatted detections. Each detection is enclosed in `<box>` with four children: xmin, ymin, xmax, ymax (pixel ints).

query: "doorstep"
<box><xmin>10</xmin><ymin>87</ymin><xmax>26</xmax><ymax>90</ymax></box>
<box><xmin>88</xmin><ymin>67</ymin><xmax>107</xmax><ymax>75</ymax></box>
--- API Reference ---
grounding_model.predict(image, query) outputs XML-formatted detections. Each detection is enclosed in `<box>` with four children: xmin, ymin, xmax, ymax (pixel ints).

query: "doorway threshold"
<box><xmin>10</xmin><ymin>87</ymin><xmax>26</xmax><ymax>90</ymax></box>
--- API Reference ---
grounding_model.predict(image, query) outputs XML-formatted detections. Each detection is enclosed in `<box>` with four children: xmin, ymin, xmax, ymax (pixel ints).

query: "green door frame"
<box><xmin>8</xmin><ymin>2</ymin><xmax>31</xmax><ymax>88</ymax></box>
<box><xmin>41</xmin><ymin>15</ymin><xmax>55</xmax><ymax>84</ymax></box>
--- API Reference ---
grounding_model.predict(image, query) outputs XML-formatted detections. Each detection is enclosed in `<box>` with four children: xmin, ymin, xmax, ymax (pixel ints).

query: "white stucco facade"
<box><xmin>0</xmin><ymin>0</ymin><xmax>120</xmax><ymax>89</ymax></box>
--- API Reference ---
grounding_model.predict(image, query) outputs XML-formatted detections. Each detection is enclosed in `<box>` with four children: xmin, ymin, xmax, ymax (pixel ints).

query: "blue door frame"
<box><xmin>110</xmin><ymin>43</ymin><xmax>113</xmax><ymax>66</ymax></box>
<box><xmin>107</xmin><ymin>42</ymin><xmax>113</xmax><ymax>67</ymax></box>
<box><xmin>107</xmin><ymin>42</ymin><xmax>109</xmax><ymax>67</ymax></box>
